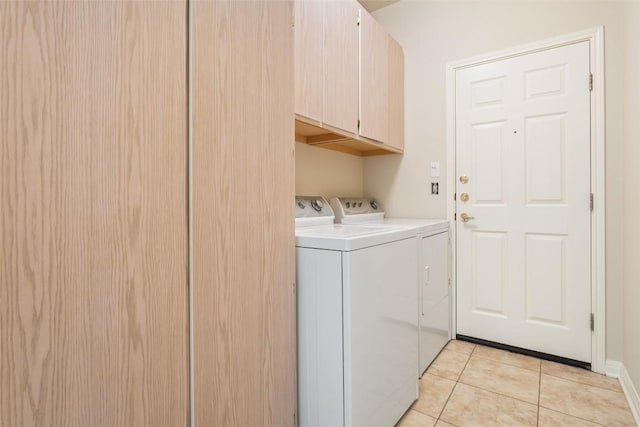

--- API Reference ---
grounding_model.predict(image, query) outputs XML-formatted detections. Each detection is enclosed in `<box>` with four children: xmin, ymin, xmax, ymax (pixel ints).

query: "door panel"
<box><xmin>294</xmin><ymin>0</ymin><xmax>323</xmax><ymax>122</ymax></box>
<box><xmin>0</xmin><ymin>2</ymin><xmax>188</xmax><ymax>426</ymax></box>
<box><xmin>472</xmin><ymin>122</ymin><xmax>506</xmax><ymax>203</ymax></box>
<box><xmin>456</xmin><ymin>42</ymin><xmax>591</xmax><ymax>362</ymax></box>
<box><xmin>525</xmin><ymin>114</ymin><xmax>566</xmax><ymax>204</ymax></box>
<box><xmin>192</xmin><ymin>2</ymin><xmax>296</xmax><ymax>426</ymax></box>
<box><xmin>359</xmin><ymin>8</ymin><xmax>389</xmax><ymax>143</ymax></box>
<box><xmin>471</xmin><ymin>231</ymin><xmax>507</xmax><ymax>317</ymax></box>
<box><xmin>324</xmin><ymin>0</ymin><xmax>359</xmax><ymax>135</ymax></box>
<box><xmin>387</xmin><ymin>36</ymin><xmax>404</xmax><ymax>151</ymax></box>
<box><xmin>525</xmin><ymin>234</ymin><xmax>567</xmax><ymax>325</ymax></box>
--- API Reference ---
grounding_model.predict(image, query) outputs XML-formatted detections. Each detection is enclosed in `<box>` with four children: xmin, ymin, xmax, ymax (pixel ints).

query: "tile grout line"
<box><xmin>536</xmin><ymin>359</ymin><xmax>541</xmax><ymax>427</ymax></box>
<box><xmin>542</xmin><ymin>371</ymin><xmax>625</xmax><ymax>394</ymax></box>
<box><xmin>470</xmin><ymin>353</ymin><xmax>542</xmax><ymax>374</ymax></box>
<box><xmin>456</xmin><ymin>350</ymin><xmax>541</xmax><ymax>407</ymax></box>
<box><xmin>456</xmin><ymin>379</ymin><xmax>540</xmax><ymax>408</ymax></box>
<box><xmin>537</xmin><ymin>405</ymin><xmax>610</xmax><ymax>427</ymax></box>
<box><xmin>435</xmin><ymin>345</ymin><xmax>477</xmax><ymax>425</ymax></box>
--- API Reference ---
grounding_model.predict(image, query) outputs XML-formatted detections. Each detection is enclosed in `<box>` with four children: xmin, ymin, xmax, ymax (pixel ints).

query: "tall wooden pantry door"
<box><xmin>191</xmin><ymin>2</ymin><xmax>296</xmax><ymax>426</ymax></box>
<box><xmin>0</xmin><ymin>2</ymin><xmax>189</xmax><ymax>426</ymax></box>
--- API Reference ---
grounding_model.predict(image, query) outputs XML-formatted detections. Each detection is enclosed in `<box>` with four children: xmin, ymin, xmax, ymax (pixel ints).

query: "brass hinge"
<box><xmin>589</xmin><ymin>73</ymin><xmax>593</xmax><ymax>92</ymax></box>
<box><xmin>590</xmin><ymin>193</ymin><xmax>594</xmax><ymax>212</ymax></box>
<box><xmin>590</xmin><ymin>313</ymin><xmax>594</xmax><ymax>332</ymax></box>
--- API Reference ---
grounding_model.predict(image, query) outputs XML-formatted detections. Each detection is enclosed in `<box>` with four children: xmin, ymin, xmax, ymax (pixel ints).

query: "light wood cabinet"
<box><xmin>323</xmin><ymin>0</ymin><xmax>360</xmax><ymax>136</ymax></box>
<box><xmin>387</xmin><ymin>36</ymin><xmax>405</xmax><ymax>151</ymax></box>
<box><xmin>192</xmin><ymin>2</ymin><xmax>296</xmax><ymax>426</ymax></box>
<box><xmin>294</xmin><ymin>0</ymin><xmax>404</xmax><ymax>156</ymax></box>
<box><xmin>359</xmin><ymin>8</ymin><xmax>389</xmax><ymax>144</ymax></box>
<box><xmin>295</xmin><ymin>0</ymin><xmax>323</xmax><ymax>123</ymax></box>
<box><xmin>2</xmin><ymin>1</ymin><xmax>296</xmax><ymax>426</ymax></box>
<box><xmin>1</xmin><ymin>1</ymin><xmax>188</xmax><ymax>426</ymax></box>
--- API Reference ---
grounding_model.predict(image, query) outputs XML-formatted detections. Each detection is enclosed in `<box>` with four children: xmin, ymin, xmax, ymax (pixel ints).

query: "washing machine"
<box><xmin>295</xmin><ymin>196</ymin><xmax>419</xmax><ymax>427</ymax></box>
<box><xmin>330</xmin><ymin>197</ymin><xmax>451</xmax><ymax>375</ymax></box>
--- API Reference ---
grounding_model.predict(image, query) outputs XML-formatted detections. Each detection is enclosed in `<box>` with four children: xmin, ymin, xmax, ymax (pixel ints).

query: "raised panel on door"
<box><xmin>324</xmin><ymin>0</ymin><xmax>359</xmax><ymax>135</ymax></box>
<box><xmin>192</xmin><ymin>2</ymin><xmax>296</xmax><ymax>426</ymax></box>
<box><xmin>387</xmin><ymin>36</ymin><xmax>404</xmax><ymax>151</ymax></box>
<box><xmin>0</xmin><ymin>2</ymin><xmax>188</xmax><ymax>426</ymax></box>
<box><xmin>295</xmin><ymin>0</ymin><xmax>323</xmax><ymax>123</ymax></box>
<box><xmin>359</xmin><ymin>9</ymin><xmax>388</xmax><ymax>144</ymax></box>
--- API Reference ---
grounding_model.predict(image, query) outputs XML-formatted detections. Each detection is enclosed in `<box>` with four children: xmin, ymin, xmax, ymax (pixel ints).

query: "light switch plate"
<box><xmin>431</xmin><ymin>162</ymin><xmax>440</xmax><ymax>178</ymax></box>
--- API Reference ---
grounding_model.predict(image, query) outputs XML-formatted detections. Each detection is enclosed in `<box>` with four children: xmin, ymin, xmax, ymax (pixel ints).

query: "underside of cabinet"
<box><xmin>295</xmin><ymin>116</ymin><xmax>402</xmax><ymax>157</ymax></box>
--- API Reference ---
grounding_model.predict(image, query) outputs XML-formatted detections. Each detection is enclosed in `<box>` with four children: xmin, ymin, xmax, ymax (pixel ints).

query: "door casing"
<box><xmin>446</xmin><ymin>27</ymin><xmax>606</xmax><ymax>373</ymax></box>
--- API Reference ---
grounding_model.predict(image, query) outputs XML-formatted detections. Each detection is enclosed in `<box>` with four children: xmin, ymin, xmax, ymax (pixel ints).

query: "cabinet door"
<box><xmin>359</xmin><ymin>9</ymin><xmax>389</xmax><ymax>144</ymax></box>
<box><xmin>387</xmin><ymin>36</ymin><xmax>405</xmax><ymax>151</ymax></box>
<box><xmin>324</xmin><ymin>0</ymin><xmax>359</xmax><ymax>135</ymax></box>
<box><xmin>420</xmin><ymin>232</ymin><xmax>450</xmax><ymax>374</ymax></box>
<box><xmin>192</xmin><ymin>1</ymin><xmax>296</xmax><ymax>426</ymax></box>
<box><xmin>295</xmin><ymin>0</ymin><xmax>323</xmax><ymax>123</ymax></box>
<box><xmin>0</xmin><ymin>1</ymin><xmax>188</xmax><ymax>426</ymax></box>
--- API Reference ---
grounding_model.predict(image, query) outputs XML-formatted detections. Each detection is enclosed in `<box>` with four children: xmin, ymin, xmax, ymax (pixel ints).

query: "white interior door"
<box><xmin>455</xmin><ymin>41</ymin><xmax>592</xmax><ymax>363</ymax></box>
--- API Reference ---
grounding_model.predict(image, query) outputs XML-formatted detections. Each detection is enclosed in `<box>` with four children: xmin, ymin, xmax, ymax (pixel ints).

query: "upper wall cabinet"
<box><xmin>324</xmin><ymin>0</ymin><xmax>360</xmax><ymax>136</ymax></box>
<box><xmin>387</xmin><ymin>36</ymin><xmax>405</xmax><ymax>151</ymax></box>
<box><xmin>294</xmin><ymin>0</ymin><xmax>404</xmax><ymax>156</ymax></box>
<box><xmin>359</xmin><ymin>8</ymin><xmax>389</xmax><ymax>144</ymax></box>
<box><xmin>295</xmin><ymin>0</ymin><xmax>323</xmax><ymax>123</ymax></box>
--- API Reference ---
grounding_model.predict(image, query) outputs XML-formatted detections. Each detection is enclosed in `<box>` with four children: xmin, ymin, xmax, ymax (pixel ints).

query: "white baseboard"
<box><xmin>606</xmin><ymin>359</ymin><xmax>622</xmax><ymax>378</ymax></box>
<box><xmin>617</xmin><ymin>362</ymin><xmax>640</xmax><ymax>426</ymax></box>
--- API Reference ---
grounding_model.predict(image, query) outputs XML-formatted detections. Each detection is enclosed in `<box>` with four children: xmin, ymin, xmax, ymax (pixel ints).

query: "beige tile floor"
<box><xmin>396</xmin><ymin>340</ymin><xmax>637</xmax><ymax>427</ymax></box>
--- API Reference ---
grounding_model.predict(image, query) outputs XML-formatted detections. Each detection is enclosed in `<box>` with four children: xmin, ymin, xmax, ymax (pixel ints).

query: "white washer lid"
<box><xmin>295</xmin><ymin>224</ymin><xmax>416</xmax><ymax>251</ymax></box>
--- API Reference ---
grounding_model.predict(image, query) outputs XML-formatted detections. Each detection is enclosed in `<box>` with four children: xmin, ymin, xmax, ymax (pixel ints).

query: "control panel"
<box><xmin>329</xmin><ymin>197</ymin><xmax>385</xmax><ymax>223</ymax></box>
<box><xmin>295</xmin><ymin>196</ymin><xmax>334</xmax><ymax>219</ymax></box>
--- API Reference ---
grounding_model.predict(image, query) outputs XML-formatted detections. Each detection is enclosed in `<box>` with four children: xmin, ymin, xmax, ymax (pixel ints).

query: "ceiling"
<box><xmin>358</xmin><ymin>0</ymin><xmax>401</xmax><ymax>12</ymax></box>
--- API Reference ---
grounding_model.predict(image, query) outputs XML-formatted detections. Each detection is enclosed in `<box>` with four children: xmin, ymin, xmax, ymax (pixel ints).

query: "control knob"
<box><xmin>310</xmin><ymin>199</ymin><xmax>323</xmax><ymax>212</ymax></box>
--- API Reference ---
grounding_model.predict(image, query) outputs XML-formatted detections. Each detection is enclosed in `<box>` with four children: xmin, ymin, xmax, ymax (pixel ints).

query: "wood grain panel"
<box><xmin>324</xmin><ymin>0</ymin><xmax>359</xmax><ymax>135</ymax></box>
<box><xmin>295</xmin><ymin>0</ymin><xmax>323</xmax><ymax>122</ymax></box>
<box><xmin>388</xmin><ymin>35</ymin><xmax>404</xmax><ymax>151</ymax></box>
<box><xmin>0</xmin><ymin>2</ymin><xmax>188</xmax><ymax>426</ymax></box>
<box><xmin>191</xmin><ymin>2</ymin><xmax>296</xmax><ymax>426</ymax></box>
<box><xmin>360</xmin><ymin>8</ymin><xmax>389</xmax><ymax>143</ymax></box>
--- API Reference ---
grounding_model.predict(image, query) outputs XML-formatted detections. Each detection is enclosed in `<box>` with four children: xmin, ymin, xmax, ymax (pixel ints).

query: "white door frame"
<box><xmin>446</xmin><ymin>27</ymin><xmax>606</xmax><ymax>373</ymax></box>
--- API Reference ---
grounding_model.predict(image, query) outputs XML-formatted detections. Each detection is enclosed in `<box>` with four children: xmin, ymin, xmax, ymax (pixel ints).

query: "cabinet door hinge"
<box><xmin>589</xmin><ymin>73</ymin><xmax>593</xmax><ymax>92</ymax></box>
<box><xmin>590</xmin><ymin>313</ymin><xmax>594</xmax><ymax>332</ymax></box>
<box><xmin>590</xmin><ymin>193</ymin><xmax>594</xmax><ymax>212</ymax></box>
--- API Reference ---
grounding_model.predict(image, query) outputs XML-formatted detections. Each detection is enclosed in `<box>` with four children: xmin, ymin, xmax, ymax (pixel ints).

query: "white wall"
<box><xmin>623</xmin><ymin>0</ymin><xmax>640</xmax><ymax>393</ymax></box>
<box><xmin>295</xmin><ymin>142</ymin><xmax>364</xmax><ymax>199</ymax></box>
<box><xmin>367</xmin><ymin>1</ymin><xmax>626</xmax><ymax>362</ymax></box>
